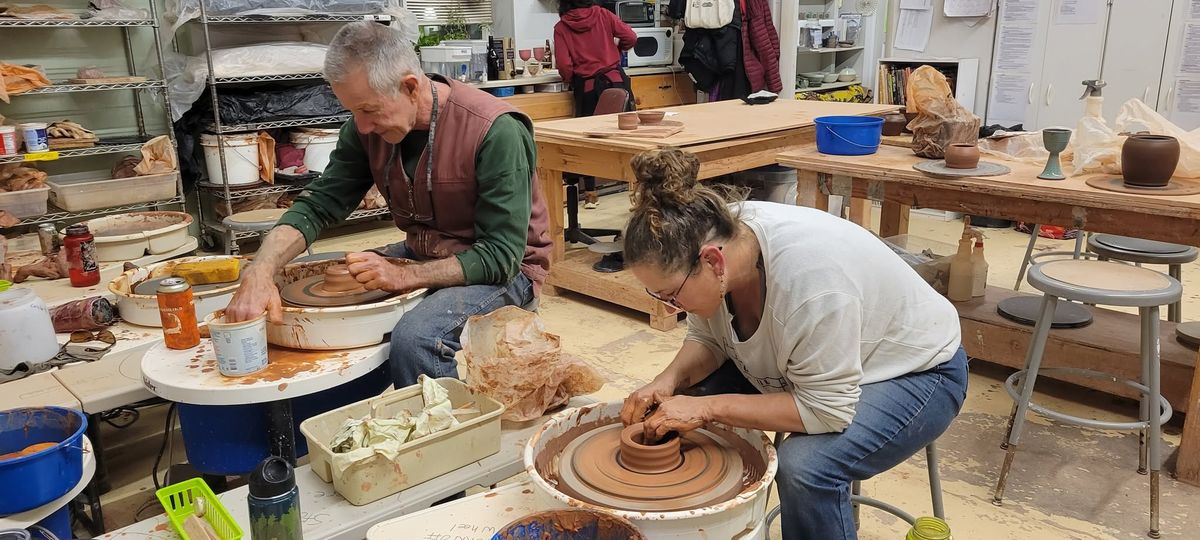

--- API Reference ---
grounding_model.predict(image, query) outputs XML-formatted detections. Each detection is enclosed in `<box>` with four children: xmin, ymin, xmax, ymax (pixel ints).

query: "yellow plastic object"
<box><xmin>156</xmin><ymin>478</ymin><xmax>243</xmax><ymax>540</ymax></box>
<box><xmin>173</xmin><ymin>259</ymin><xmax>241</xmax><ymax>285</ymax></box>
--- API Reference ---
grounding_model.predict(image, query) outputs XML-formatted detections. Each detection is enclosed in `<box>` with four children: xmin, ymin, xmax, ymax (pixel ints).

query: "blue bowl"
<box><xmin>0</xmin><ymin>407</ymin><xmax>87</xmax><ymax>515</ymax></box>
<box><xmin>492</xmin><ymin>509</ymin><xmax>643</xmax><ymax>540</ymax></box>
<box><xmin>814</xmin><ymin>115</ymin><xmax>883</xmax><ymax>156</ymax></box>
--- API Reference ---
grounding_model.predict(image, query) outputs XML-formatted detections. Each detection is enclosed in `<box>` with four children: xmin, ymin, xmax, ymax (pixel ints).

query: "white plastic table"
<box><xmin>140</xmin><ymin>339</ymin><xmax>388</xmax><ymax>463</ymax></box>
<box><xmin>97</xmin><ymin>398</ymin><xmax>597</xmax><ymax>540</ymax></box>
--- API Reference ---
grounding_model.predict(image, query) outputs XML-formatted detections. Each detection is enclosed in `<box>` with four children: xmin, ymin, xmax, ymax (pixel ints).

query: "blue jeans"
<box><xmin>376</xmin><ymin>242</ymin><xmax>536</xmax><ymax>388</ymax></box>
<box><xmin>688</xmin><ymin>347</ymin><xmax>969</xmax><ymax>540</ymax></box>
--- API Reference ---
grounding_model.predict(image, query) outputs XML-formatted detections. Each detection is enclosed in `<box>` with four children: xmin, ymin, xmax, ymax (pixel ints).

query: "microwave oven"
<box><xmin>628</xmin><ymin>27</ymin><xmax>673</xmax><ymax>68</ymax></box>
<box><xmin>613</xmin><ymin>0</ymin><xmax>655</xmax><ymax>27</ymax></box>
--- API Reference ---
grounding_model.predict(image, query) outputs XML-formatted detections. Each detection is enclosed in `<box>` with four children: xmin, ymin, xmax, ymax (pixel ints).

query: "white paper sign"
<box><xmin>1055</xmin><ymin>0</ymin><xmax>1102</xmax><ymax>25</ymax></box>
<box><xmin>1180</xmin><ymin>22</ymin><xmax>1200</xmax><ymax>75</ymax></box>
<box><xmin>945</xmin><ymin>0</ymin><xmax>995</xmax><ymax>18</ymax></box>
<box><xmin>1169</xmin><ymin>79</ymin><xmax>1200</xmax><ymax>130</ymax></box>
<box><xmin>1191</xmin><ymin>0</ymin><xmax>1200</xmax><ymax>19</ymax></box>
<box><xmin>988</xmin><ymin>73</ymin><xmax>1033</xmax><ymax>126</ymax></box>
<box><xmin>995</xmin><ymin>24</ymin><xmax>1037</xmax><ymax>71</ymax></box>
<box><xmin>893</xmin><ymin>8</ymin><xmax>934</xmax><ymax>52</ymax></box>
<box><xmin>1001</xmin><ymin>0</ymin><xmax>1038</xmax><ymax>23</ymax></box>
<box><xmin>900</xmin><ymin>0</ymin><xmax>934</xmax><ymax>9</ymax></box>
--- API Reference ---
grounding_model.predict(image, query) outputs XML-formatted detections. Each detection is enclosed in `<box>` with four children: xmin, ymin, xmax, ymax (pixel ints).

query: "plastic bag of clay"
<box><xmin>906</xmin><ymin>66</ymin><xmax>981</xmax><ymax>159</ymax></box>
<box><xmin>461</xmin><ymin>306</ymin><xmax>604</xmax><ymax>421</ymax></box>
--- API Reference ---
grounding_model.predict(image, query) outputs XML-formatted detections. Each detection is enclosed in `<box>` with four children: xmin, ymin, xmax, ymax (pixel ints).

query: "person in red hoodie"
<box><xmin>554</xmin><ymin>0</ymin><xmax>636</xmax><ymax>208</ymax></box>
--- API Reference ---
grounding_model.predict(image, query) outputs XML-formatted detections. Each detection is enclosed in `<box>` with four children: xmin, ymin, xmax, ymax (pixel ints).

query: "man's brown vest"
<box><xmin>359</xmin><ymin>77</ymin><xmax>552</xmax><ymax>291</ymax></box>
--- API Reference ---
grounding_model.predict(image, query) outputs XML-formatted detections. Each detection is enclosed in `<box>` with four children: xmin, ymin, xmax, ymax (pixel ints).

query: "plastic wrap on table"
<box><xmin>216</xmin><ymin>84</ymin><xmax>346</xmax><ymax>125</ymax></box>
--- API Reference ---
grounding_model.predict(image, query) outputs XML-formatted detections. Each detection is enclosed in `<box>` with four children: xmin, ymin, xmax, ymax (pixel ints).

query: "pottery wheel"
<box><xmin>553</xmin><ymin>423</ymin><xmax>745</xmax><ymax>512</ymax></box>
<box><xmin>280</xmin><ymin>264</ymin><xmax>393</xmax><ymax>307</ymax></box>
<box><xmin>133</xmin><ymin>272</ymin><xmax>244</xmax><ymax>296</ymax></box>
<box><xmin>1085</xmin><ymin>176</ymin><xmax>1200</xmax><ymax>196</ymax></box>
<box><xmin>912</xmin><ymin>160</ymin><xmax>1011</xmax><ymax>178</ymax></box>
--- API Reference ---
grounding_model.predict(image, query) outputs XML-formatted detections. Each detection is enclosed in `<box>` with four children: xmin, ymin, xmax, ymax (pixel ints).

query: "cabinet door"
<box><xmin>1033</xmin><ymin>0</ymin><xmax>1107</xmax><ymax>129</ymax></box>
<box><xmin>629</xmin><ymin>73</ymin><xmax>697</xmax><ymax>110</ymax></box>
<box><xmin>986</xmin><ymin>0</ymin><xmax>1053</xmax><ymax>128</ymax></box>
<box><xmin>1100</xmin><ymin>0</ymin><xmax>1173</xmax><ymax>120</ymax></box>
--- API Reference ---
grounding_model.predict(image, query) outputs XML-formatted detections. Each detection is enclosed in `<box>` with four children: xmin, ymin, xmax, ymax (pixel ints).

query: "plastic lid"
<box><xmin>65</xmin><ymin>223</ymin><xmax>90</xmax><ymax>235</ymax></box>
<box><xmin>0</xmin><ymin>280</ymin><xmax>10</xmax><ymax>293</ymax></box>
<box><xmin>249</xmin><ymin>456</ymin><xmax>295</xmax><ymax>498</ymax></box>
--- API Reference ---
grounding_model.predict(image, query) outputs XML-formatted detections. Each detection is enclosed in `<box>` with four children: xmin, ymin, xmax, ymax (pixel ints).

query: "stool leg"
<box><xmin>1168</xmin><ymin>264</ymin><xmax>1182</xmax><ymax>323</ymax></box>
<box><xmin>1143</xmin><ymin>306</ymin><xmax>1164</xmax><ymax>539</ymax></box>
<box><xmin>927</xmin><ymin>444</ymin><xmax>945</xmax><ymax>519</ymax></box>
<box><xmin>1072</xmin><ymin>232</ymin><xmax>1084</xmax><ymax>259</ymax></box>
<box><xmin>851</xmin><ymin>480</ymin><xmax>861</xmax><ymax>530</ymax></box>
<box><xmin>1014</xmin><ymin>224</ymin><xmax>1040</xmax><ymax>290</ymax></box>
<box><xmin>1139</xmin><ymin>304</ymin><xmax>1151</xmax><ymax>475</ymax></box>
<box><xmin>994</xmin><ymin>294</ymin><xmax>1058</xmax><ymax>505</ymax></box>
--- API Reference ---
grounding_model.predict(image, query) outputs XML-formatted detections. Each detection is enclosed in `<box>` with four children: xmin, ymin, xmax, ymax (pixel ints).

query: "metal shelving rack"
<box><xmin>0</xmin><ymin>6</ymin><xmax>183</xmax><ymax>236</ymax></box>
<box><xmin>191</xmin><ymin>5</ymin><xmax>393</xmax><ymax>253</ymax></box>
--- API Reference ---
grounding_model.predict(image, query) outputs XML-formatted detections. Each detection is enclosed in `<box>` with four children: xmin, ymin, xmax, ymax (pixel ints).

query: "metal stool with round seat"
<box><xmin>992</xmin><ymin>251</ymin><xmax>1181</xmax><ymax>539</ymax></box>
<box><xmin>764</xmin><ymin>437</ymin><xmax>945</xmax><ymax>536</ymax></box>
<box><xmin>220</xmin><ymin>208</ymin><xmax>314</xmax><ymax>257</ymax></box>
<box><xmin>1087</xmin><ymin>233</ymin><xmax>1198</xmax><ymax>322</ymax></box>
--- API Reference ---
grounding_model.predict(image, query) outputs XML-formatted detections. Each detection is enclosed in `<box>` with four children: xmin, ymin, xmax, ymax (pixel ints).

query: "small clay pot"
<box><xmin>1122</xmin><ymin>134</ymin><xmax>1180</xmax><ymax>187</ymax></box>
<box><xmin>617</xmin><ymin>112</ymin><xmax>639</xmax><ymax>131</ymax></box>
<box><xmin>882</xmin><ymin>112</ymin><xmax>907</xmax><ymax>136</ymax></box>
<box><xmin>944</xmin><ymin>143</ymin><xmax>980</xmax><ymax>169</ymax></box>
<box><xmin>620</xmin><ymin>423</ymin><xmax>682</xmax><ymax>474</ymax></box>
<box><xmin>637</xmin><ymin>111</ymin><xmax>666</xmax><ymax>125</ymax></box>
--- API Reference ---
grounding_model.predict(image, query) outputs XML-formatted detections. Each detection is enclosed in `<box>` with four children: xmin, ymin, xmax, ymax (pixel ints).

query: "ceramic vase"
<box><xmin>1038</xmin><ymin>128</ymin><xmax>1071</xmax><ymax>180</ymax></box>
<box><xmin>882</xmin><ymin>112</ymin><xmax>907</xmax><ymax>136</ymax></box>
<box><xmin>944</xmin><ymin>143</ymin><xmax>980</xmax><ymax>169</ymax></box>
<box><xmin>1121</xmin><ymin>134</ymin><xmax>1180</xmax><ymax>187</ymax></box>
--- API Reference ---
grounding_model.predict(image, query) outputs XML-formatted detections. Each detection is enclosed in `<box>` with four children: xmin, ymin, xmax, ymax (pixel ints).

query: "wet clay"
<box><xmin>280</xmin><ymin>264</ymin><xmax>392</xmax><ymax>307</ymax></box>
<box><xmin>187</xmin><ymin>344</ymin><xmax>350</xmax><ymax>385</ymax></box>
<box><xmin>536</xmin><ymin>418</ymin><xmax>766</xmax><ymax>512</ymax></box>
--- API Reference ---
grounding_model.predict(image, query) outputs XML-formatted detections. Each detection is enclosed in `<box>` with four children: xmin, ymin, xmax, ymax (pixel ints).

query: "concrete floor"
<box><xmin>91</xmin><ymin>193</ymin><xmax>1200</xmax><ymax>538</ymax></box>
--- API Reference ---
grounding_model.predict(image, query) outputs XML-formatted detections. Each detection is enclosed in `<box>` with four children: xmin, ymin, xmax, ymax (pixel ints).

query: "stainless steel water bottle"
<box><xmin>248</xmin><ymin>456</ymin><xmax>303</xmax><ymax>540</ymax></box>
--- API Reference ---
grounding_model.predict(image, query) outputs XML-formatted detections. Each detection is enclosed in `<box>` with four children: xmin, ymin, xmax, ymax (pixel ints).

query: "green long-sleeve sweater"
<box><xmin>276</xmin><ymin>114</ymin><xmax>535</xmax><ymax>285</ymax></box>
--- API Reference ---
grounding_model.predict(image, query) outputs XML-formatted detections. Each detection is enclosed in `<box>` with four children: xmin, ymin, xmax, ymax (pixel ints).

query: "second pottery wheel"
<box><xmin>553</xmin><ymin>422</ymin><xmax>745</xmax><ymax>511</ymax></box>
<box><xmin>281</xmin><ymin>264</ymin><xmax>393</xmax><ymax>307</ymax></box>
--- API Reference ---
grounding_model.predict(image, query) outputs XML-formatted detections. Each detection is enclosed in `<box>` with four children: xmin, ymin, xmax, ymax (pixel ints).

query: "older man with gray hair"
<box><xmin>225</xmin><ymin>21</ymin><xmax>552</xmax><ymax>389</ymax></box>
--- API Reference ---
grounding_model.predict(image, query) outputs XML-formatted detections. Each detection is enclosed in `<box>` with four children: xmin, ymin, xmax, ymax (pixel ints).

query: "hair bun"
<box><xmin>630</xmin><ymin>148</ymin><xmax>700</xmax><ymax>207</ymax></box>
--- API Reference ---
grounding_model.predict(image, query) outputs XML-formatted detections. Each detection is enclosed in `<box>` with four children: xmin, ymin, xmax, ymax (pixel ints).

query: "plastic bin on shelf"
<box><xmin>0</xmin><ymin>187</ymin><xmax>50</xmax><ymax>219</ymax></box>
<box><xmin>46</xmin><ymin>171</ymin><xmax>178</xmax><ymax>212</ymax></box>
<box><xmin>299</xmin><ymin>377</ymin><xmax>505</xmax><ymax>506</ymax></box>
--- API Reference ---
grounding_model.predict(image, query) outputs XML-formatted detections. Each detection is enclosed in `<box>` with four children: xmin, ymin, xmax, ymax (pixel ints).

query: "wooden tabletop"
<box><xmin>777</xmin><ymin>144</ymin><xmax>1200</xmax><ymax>223</ymax></box>
<box><xmin>535</xmin><ymin>100</ymin><xmax>899</xmax><ymax>151</ymax></box>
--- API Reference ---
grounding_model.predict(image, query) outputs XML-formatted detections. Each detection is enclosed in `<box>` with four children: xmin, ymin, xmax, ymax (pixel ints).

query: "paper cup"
<box><xmin>204</xmin><ymin>311</ymin><xmax>269</xmax><ymax>376</ymax></box>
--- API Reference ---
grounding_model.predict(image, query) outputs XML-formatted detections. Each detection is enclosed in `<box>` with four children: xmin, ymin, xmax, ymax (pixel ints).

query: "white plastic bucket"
<box><xmin>204</xmin><ymin>311</ymin><xmax>269</xmax><ymax>376</ymax></box>
<box><xmin>19</xmin><ymin>123</ymin><xmax>48</xmax><ymax>153</ymax></box>
<box><xmin>288</xmin><ymin>129</ymin><xmax>339</xmax><ymax>173</ymax></box>
<box><xmin>200</xmin><ymin>133</ymin><xmax>259</xmax><ymax>185</ymax></box>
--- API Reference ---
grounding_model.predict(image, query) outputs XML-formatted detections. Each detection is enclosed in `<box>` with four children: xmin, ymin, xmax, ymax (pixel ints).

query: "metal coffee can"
<box><xmin>156</xmin><ymin>277</ymin><xmax>200</xmax><ymax>349</ymax></box>
<box><xmin>37</xmin><ymin>223</ymin><xmax>59</xmax><ymax>256</ymax></box>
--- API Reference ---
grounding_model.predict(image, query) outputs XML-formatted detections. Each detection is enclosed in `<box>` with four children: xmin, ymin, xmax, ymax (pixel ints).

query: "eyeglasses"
<box><xmin>69</xmin><ymin>329</ymin><xmax>116</xmax><ymax>345</ymax></box>
<box><xmin>646</xmin><ymin>253</ymin><xmax>702</xmax><ymax>310</ymax></box>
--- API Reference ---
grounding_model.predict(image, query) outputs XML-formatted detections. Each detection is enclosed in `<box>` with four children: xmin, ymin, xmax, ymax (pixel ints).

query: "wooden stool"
<box><xmin>993</xmin><ymin>251</ymin><xmax>1181</xmax><ymax>538</ymax></box>
<box><xmin>1088</xmin><ymin>234</ymin><xmax>1198</xmax><ymax>323</ymax></box>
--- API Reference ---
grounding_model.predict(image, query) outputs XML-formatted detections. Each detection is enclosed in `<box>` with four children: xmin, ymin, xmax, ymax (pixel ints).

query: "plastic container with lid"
<box><xmin>420</xmin><ymin>45</ymin><xmax>472</xmax><ymax>81</ymax></box>
<box><xmin>200</xmin><ymin>133</ymin><xmax>260</xmax><ymax>186</ymax></box>
<box><xmin>0</xmin><ymin>187</ymin><xmax>49</xmax><ymax>219</ymax></box>
<box><xmin>47</xmin><ymin>171</ymin><xmax>178</xmax><ymax>212</ymax></box>
<box><xmin>0</xmin><ymin>126</ymin><xmax>17</xmax><ymax>156</ymax></box>
<box><xmin>441</xmin><ymin>40</ymin><xmax>488</xmax><ymax>82</ymax></box>
<box><xmin>19</xmin><ymin>123</ymin><xmax>48</xmax><ymax>153</ymax></box>
<box><xmin>288</xmin><ymin>128</ymin><xmax>339</xmax><ymax>173</ymax></box>
<box><xmin>64</xmin><ymin>223</ymin><xmax>101</xmax><ymax>287</ymax></box>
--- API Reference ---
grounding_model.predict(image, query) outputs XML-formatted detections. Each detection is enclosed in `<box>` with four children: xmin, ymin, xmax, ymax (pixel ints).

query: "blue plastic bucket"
<box><xmin>29</xmin><ymin>504</ymin><xmax>69</xmax><ymax>540</ymax></box>
<box><xmin>0</xmin><ymin>407</ymin><xmax>87</xmax><ymax>515</ymax></box>
<box><xmin>814</xmin><ymin>115</ymin><xmax>883</xmax><ymax>156</ymax></box>
<box><xmin>491</xmin><ymin>509</ymin><xmax>643</xmax><ymax>540</ymax></box>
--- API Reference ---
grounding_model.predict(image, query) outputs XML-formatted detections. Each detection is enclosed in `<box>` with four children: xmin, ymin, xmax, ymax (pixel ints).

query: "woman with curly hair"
<box><xmin>618</xmin><ymin>147</ymin><xmax>969</xmax><ymax>539</ymax></box>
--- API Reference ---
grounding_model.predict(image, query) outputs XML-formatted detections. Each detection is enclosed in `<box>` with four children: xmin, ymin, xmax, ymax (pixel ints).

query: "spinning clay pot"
<box><xmin>882</xmin><ymin>112</ymin><xmax>907</xmax><ymax>136</ymax></box>
<box><xmin>944</xmin><ymin>143</ymin><xmax>980</xmax><ymax>169</ymax></box>
<box><xmin>1122</xmin><ymin>134</ymin><xmax>1179</xmax><ymax>187</ymax></box>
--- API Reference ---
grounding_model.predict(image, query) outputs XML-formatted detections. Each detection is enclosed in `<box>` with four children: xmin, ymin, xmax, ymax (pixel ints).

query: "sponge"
<box><xmin>173</xmin><ymin>259</ymin><xmax>240</xmax><ymax>285</ymax></box>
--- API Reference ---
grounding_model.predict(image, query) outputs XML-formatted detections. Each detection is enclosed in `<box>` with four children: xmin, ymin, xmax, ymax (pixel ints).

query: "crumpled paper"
<box><xmin>461</xmin><ymin>306</ymin><xmax>604</xmax><ymax>421</ymax></box>
<box><xmin>133</xmin><ymin>135</ymin><xmax>178</xmax><ymax>175</ymax></box>
<box><xmin>906</xmin><ymin>66</ymin><xmax>981</xmax><ymax>159</ymax></box>
<box><xmin>328</xmin><ymin>375</ymin><xmax>460</xmax><ymax>476</ymax></box>
<box><xmin>0</xmin><ymin>63</ymin><xmax>50</xmax><ymax>104</ymax></box>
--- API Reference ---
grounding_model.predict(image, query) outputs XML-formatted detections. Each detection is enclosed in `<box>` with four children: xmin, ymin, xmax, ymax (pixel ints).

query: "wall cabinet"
<box><xmin>629</xmin><ymin>73</ymin><xmax>697</xmax><ymax>110</ymax></box>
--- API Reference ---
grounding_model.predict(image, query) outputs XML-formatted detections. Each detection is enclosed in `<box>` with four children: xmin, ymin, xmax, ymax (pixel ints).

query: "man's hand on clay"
<box><xmin>620</xmin><ymin>379</ymin><xmax>676</xmax><ymax>427</ymax></box>
<box><xmin>345</xmin><ymin>251</ymin><xmax>414</xmax><ymax>293</ymax></box>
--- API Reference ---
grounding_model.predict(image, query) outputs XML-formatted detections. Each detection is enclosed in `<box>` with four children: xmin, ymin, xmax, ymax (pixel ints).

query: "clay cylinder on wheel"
<box><xmin>1122</xmin><ymin>134</ymin><xmax>1179</xmax><ymax>187</ymax></box>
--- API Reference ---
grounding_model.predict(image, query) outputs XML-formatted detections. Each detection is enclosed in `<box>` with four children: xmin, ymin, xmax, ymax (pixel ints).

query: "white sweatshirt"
<box><xmin>686</xmin><ymin>202</ymin><xmax>962</xmax><ymax>434</ymax></box>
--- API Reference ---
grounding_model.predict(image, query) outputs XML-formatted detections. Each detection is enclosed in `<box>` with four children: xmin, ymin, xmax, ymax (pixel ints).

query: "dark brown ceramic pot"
<box><xmin>1122</xmin><ymin>134</ymin><xmax>1180</xmax><ymax>187</ymax></box>
<box><xmin>944</xmin><ymin>143</ymin><xmax>980</xmax><ymax>169</ymax></box>
<box><xmin>882</xmin><ymin>112</ymin><xmax>907</xmax><ymax>136</ymax></box>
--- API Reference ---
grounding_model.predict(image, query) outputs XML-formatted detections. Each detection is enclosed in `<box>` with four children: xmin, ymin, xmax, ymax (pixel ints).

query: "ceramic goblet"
<box><xmin>532</xmin><ymin>47</ymin><xmax>546</xmax><ymax>62</ymax></box>
<box><xmin>1038</xmin><ymin>128</ymin><xmax>1071</xmax><ymax>180</ymax></box>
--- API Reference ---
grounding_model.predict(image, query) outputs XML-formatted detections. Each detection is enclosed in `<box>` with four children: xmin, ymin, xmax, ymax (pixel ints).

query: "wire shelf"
<box><xmin>214</xmin><ymin>114</ymin><xmax>350</xmax><ymax>133</ymax></box>
<box><xmin>212</xmin><ymin>73</ymin><xmax>325</xmax><ymax>84</ymax></box>
<box><xmin>22</xmin><ymin>80</ymin><xmax>166</xmax><ymax>94</ymax></box>
<box><xmin>0</xmin><ymin>18</ymin><xmax>155</xmax><ymax>26</ymax></box>
<box><xmin>10</xmin><ymin>196</ymin><xmax>186</xmax><ymax>227</ymax></box>
<box><xmin>0</xmin><ymin>143</ymin><xmax>146</xmax><ymax>165</ymax></box>
<box><xmin>201</xmin><ymin>183</ymin><xmax>305</xmax><ymax>200</ymax></box>
<box><xmin>200</xmin><ymin>14</ymin><xmax>392</xmax><ymax>23</ymax></box>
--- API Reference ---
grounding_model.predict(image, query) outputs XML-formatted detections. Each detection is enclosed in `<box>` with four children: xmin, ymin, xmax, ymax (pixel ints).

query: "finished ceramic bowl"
<box><xmin>637</xmin><ymin>111</ymin><xmax>666</xmax><ymax>125</ymax></box>
<box><xmin>822</xmin><ymin>73</ymin><xmax>839</xmax><ymax>83</ymax></box>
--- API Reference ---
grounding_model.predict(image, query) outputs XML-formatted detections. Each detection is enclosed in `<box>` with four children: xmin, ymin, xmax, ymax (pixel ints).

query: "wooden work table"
<box><xmin>776</xmin><ymin>144</ymin><xmax>1200</xmax><ymax>486</ymax></box>
<box><xmin>534</xmin><ymin>99</ymin><xmax>898</xmax><ymax>330</ymax></box>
